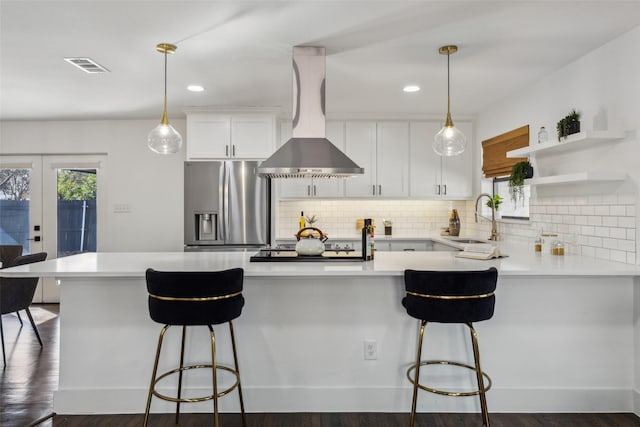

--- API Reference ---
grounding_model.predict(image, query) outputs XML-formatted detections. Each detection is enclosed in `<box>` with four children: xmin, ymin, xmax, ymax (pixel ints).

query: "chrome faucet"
<box><xmin>475</xmin><ymin>193</ymin><xmax>498</xmax><ymax>241</ymax></box>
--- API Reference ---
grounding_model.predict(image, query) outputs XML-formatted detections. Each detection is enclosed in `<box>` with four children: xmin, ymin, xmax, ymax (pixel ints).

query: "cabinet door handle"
<box><xmin>403</xmin><ymin>248</ymin><xmax>415</xmax><ymax>251</ymax></box>
<box><xmin>435</xmin><ymin>184</ymin><xmax>440</xmax><ymax>195</ymax></box>
<box><xmin>307</xmin><ymin>185</ymin><xmax>311</xmax><ymax>196</ymax></box>
<box><xmin>378</xmin><ymin>185</ymin><xmax>382</xmax><ymax>196</ymax></box>
<box><xmin>372</xmin><ymin>185</ymin><xmax>376</xmax><ymax>196</ymax></box>
<box><xmin>442</xmin><ymin>184</ymin><xmax>447</xmax><ymax>195</ymax></box>
<box><xmin>232</xmin><ymin>145</ymin><xmax>236</xmax><ymax>157</ymax></box>
<box><xmin>225</xmin><ymin>145</ymin><xmax>229</xmax><ymax>157</ymax></box>
<box><xmin>313</xmin><ymin>185</ymin><xmax>317</xmax><ymax>196</ymax></box>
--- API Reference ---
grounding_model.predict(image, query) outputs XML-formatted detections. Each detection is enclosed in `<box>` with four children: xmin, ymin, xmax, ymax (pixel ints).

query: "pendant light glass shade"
<box><xmin>433</xmin><ymin>45</ymin><xmax>466</xmax><ymax>156</ymax></box>
<box><xmin>148</xmin><ymin>43</ymin><xmax>182</xmax><ymax>154</ymax></box>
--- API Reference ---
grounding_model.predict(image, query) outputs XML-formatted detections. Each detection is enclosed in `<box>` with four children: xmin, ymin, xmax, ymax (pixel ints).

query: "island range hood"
<box><xmin>257</xmin><ymin>46</ymin><xmax>364</xmax><ymax>179</ymax></box>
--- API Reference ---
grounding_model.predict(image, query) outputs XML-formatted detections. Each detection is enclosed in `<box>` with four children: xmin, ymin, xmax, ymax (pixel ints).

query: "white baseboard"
<box><xmin>54</xmin><ymin>386</ymin><xmax>635</xmax><ymax>414</ymax></box>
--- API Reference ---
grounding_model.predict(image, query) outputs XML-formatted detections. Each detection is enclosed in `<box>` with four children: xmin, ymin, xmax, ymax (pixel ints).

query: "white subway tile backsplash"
<box><xmin>618</xmin><ymin>217</ymin><xmax>635</xmax><ymax>228</ymax></box>
<box><xmin>575</xmin><ymin>216</ymin><xmax>588</xmax><ymax>225</ymax></box>
<box><xmin>610</xmin><ymin>250</ymin><xmax>627</xmax><ymax>263</ymax></box>
<box><xmin>602</xmin><ymin>238</ymin><xmax>618</xmax><ymax>249</ymax></box>
<box><xmin>610</xmin><ymin>205</ymin><xmax>626</xmax><ymax>216</ymax></box>
<box><xmin>588</xmin><ymin>236</ymin><xmax>603</xmax><ymax>247</ymax></box>
<box><xmin>587</xmin><ymin>216</ymin><xmax>602</xmax><ymax>226</ymax></box>
<box><xmin>610</xmin><ymin>227</ymin><xmax>626</xmax><ymax>239</ymax></box>
<box><xmin>568</xmin><ymin>206</ymin><xmax>580</xmax><ymax>215</ymax></box>
<box><xmin>581</xmin><ymin>226</ymin><xmax>595</xmax><ymax>235</ymax></box>
<box><xmin>618</xmin><ymin>239</ymin><xmax>636</xmax><ymax>252</ymax></box>
<box><xmin>580</xmin><ymin>206</ymin><xmax>595</xmax><ymax>215</ymax></box>
<box><xmin>581</xmin><ymin>246</ymin><xmax>596</xmax><ymax>257</ymax></box>
<box><xmin>279</xmin><ymin>189</ymin><xmax>637</xmax><ymax>265</ymax></box>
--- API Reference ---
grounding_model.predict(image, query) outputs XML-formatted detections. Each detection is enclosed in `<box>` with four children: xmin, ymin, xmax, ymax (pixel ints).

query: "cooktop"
<box><xmin>250</xmin><ymin>249</ymin><xmax>364</xmax><ymax>262</ymax></box>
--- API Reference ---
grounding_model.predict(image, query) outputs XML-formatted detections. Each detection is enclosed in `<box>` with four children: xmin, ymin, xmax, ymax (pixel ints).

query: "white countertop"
<box><xmin>2</xmin><ymin>241</ymin><xmax>639</xmax><ymax>278</ymax></box>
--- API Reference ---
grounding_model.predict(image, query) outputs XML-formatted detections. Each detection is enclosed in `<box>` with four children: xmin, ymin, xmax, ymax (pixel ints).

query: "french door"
<box><xmin>0</xmin><ymin>154</ymin><xmax>105</xmax><ymax>302</ymax></box>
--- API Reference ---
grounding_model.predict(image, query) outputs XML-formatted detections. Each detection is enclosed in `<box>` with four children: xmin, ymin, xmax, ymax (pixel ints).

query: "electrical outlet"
<box><xmin>364</xmin><ymin>340</ymin><xmax>377</xmax><ymax>360</ymax></box>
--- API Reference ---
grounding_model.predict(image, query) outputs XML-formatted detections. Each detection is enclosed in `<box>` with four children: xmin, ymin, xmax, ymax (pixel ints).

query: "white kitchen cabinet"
<box><xmin>277</xmin><ymin>121</ymin><xmax>345</xmax><ymax>198</ymax></box>
<box><xmin>376</xmin><ymin>240</ymin><xmax>432</xmax><ymax>252</ymax></box>
<box><xmin>186</xmin><ymin>112</ymin><xmax>275</xmax><ymax>160</ymax></box>
<box><xmin>409</xmin><ymin>121</ymin><xmax>473</xmax><ymax>199</ymax></box>
<box><xmin>344</xmin><ymin>121</ymin><xmax>409</xmax><ymax>197</ymax></box>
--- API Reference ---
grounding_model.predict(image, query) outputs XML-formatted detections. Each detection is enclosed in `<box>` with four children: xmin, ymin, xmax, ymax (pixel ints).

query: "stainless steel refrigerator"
<box><xmin>184</xmin><ymin>161</ymin><xmax>271</xmax><ymax>250</ymax></box>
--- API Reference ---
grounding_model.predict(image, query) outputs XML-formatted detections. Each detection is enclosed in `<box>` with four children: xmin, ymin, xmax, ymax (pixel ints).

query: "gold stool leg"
<box><xmin>144</xmin><ymin>325</ymin><xmax>170</xmax><ymax>427</ymax></box>
<box><xmin>176</xmin><ymin>325</ymin><xmax>187</xmax><ymax>426</ymax></box>
<box><xmin>409</xmin><ymin>320</ymin><xmax>427</xmax><ymax>427</ymax></box>
<box><xmin>229</xmin><ymin>321</ymin><xmax>247</xmax><ymax>427</ymax></box>
<box><xmin>209</xmin><ymin>325</ymin><xmax>219</xmax><ymax>427</ymax></box>
<box><xmin>468</xmin><ymin>322</ymin><xmax>490</xmax><ymax>427</ymax></box>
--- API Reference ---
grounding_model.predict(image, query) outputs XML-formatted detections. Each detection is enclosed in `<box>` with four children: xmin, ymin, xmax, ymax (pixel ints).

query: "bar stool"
<box><xmin>143</xmin><ymin>268</ymin><xmax>247</xmax><ymax>427</ymax></box>
<box><xmin>403</xmin><ymin>267</ymin><xmax>498</xmax><ymax>427</ymax></box>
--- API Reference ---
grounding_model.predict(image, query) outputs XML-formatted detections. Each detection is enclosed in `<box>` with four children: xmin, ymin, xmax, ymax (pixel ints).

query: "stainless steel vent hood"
<box><xmin>257</xmin><ymin>46</ymin><xmax>364</xmax><ymax>179</ymax></box>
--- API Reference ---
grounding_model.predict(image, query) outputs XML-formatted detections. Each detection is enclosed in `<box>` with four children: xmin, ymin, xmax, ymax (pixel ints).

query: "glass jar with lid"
<box><xmin>552</xmin><ymin>240</ymin><xmax>565</xmax><ymax>256</ymax></box>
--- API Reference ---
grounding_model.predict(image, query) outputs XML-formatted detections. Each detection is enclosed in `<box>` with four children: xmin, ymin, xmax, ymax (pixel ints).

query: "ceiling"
<box><xmin>2</xmin><ymin>1</ymin><xmax>639</xmax><ymax>122</ymax></box>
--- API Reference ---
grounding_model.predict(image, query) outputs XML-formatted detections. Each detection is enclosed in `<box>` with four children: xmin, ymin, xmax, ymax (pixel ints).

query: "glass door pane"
<box><xmin>0</xmin><ymin>167</ymin><xmax>30</xmax><ymax>252</ymax></box>
<box><xmin>56</xmin><ymin>168</ymin><xmax>97</xmax><ymax>257</ymax></box>
<box><xmin>0</xmin><ymin>156</ymin><xmax>43</xmax><ymax>258</ymax></box>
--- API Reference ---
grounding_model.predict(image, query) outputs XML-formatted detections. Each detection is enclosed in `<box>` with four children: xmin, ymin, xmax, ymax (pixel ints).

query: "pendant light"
<box><xmin>433</xmin><ymin>45</ymin><xmax>466</xmax><ymax>156</ymax></box>
<box><xmin>147</xmin><ymin>43</ymin><xmax>182</xmax><ymax>154</ymax></box>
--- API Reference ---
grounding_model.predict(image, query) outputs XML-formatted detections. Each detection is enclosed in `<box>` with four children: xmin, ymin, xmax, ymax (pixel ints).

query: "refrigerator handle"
<box><xmin>220</xmin><ymin>163</ymin><xmax>228</xmax><ymax>242</ymax></box>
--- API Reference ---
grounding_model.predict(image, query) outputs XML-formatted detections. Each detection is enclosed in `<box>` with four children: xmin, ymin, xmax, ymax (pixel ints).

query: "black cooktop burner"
<box><xmin>250</xmin><ymin>249</ymin><xmax>363</xmax><ymax>262</ymax></box>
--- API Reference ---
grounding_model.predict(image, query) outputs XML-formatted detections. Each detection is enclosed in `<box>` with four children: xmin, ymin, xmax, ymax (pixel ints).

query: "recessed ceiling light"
<box><xmin>187</xmin><ymin>85</ymin><xmax>205</xmax><ymax>92</ymax></box>
<box><xmin>403</xmin><ymin>85</ymin><xmax>420</xmax><ymax>93</ymax></box>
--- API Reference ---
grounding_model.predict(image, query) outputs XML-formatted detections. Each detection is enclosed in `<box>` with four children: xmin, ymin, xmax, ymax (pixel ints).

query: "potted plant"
<box><xmin>556</xmin><ymin>109</ymin><xmax>581</xmax><ymax>141</ymax></box>
<box><xmin>508</xmin><ymin>160</ymin><xmax>533</xmax><ymax>204</ymax></box>
<box><xmin>486</xmin><ymin>194</ymin><xmax>503</xmax><ymax>211</ymax></box>
<box><xmin>566</xmin><ymin>108</ymin><xmax>581</xmax><ymax>135</ymax></box>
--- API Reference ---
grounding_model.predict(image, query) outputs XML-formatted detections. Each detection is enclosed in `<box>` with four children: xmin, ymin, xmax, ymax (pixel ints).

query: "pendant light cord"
<box><xmin>160</xmin><ymin>49</ymin><xmax>169</xmax><ymax>125</ymax></box>
<box><xmin>447</xmin><ymin>51</ymin><xmax>451</xmax><ymax>116</ymax></box>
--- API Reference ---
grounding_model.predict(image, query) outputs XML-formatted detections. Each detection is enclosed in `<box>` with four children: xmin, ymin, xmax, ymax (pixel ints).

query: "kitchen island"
<box><xmin>2</xmin><ymin>246</ymin><xmax>639</xmax><ymax>416</ymax></box>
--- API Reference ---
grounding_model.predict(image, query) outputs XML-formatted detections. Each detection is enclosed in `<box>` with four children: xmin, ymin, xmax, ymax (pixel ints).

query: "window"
<box><xmin>492</xmin><ymin>177</ymin><xmax>530</xmax><ymax>220</ymax></box>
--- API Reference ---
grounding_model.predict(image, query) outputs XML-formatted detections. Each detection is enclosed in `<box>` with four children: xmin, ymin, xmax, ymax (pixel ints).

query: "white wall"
<box><xmin>0</xmin><ymin>119</ymin><xmax>185</xmax><ymax>251</ymax></box>
<box><xmin>475</xmin><ymin>25</ymin><xmax>640</xmax><ymax>263</ymax></box>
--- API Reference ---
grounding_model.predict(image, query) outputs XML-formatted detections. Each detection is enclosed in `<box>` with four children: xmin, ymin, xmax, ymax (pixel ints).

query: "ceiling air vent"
<box><xmin>63</xmin><ymin>57</ymin><xmax>110</xmax><ymax>73</ymax></box>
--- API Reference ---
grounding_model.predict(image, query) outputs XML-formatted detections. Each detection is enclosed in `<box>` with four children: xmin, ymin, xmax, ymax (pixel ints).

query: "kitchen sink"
<box><xmin>442</xmin><ymin>237</ymin><xmax>489</xmax><ymax>244</ymax></box>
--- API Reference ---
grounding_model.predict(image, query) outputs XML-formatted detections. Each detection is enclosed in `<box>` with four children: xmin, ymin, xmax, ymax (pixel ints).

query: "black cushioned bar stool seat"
<box><xmin>144</xmin><ymin>268</ymin><xmax>247</xmax><ymax>427</ymax></box>
<box><xmin>403</xmin><ymin>267</ymin><xmax>498</xmax><ymax>427</ymax></box>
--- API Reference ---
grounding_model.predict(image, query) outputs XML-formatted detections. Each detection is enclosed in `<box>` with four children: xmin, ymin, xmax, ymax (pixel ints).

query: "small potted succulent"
<box><xmin>508</xmin><ymin>160</ymin><xmax>533</xmax><ymax>204</ymax></box>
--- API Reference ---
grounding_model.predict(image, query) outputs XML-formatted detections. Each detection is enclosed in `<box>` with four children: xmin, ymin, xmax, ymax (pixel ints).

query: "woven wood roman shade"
<box><xmin>481</xmin><ymin>125</ymin><xmax>529</xmax><ymax>178</ymax></box>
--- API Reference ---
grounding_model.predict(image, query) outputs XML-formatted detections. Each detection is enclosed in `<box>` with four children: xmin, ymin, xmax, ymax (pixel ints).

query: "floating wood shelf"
<box><xmin>507</xmin><ymin>130</ymin><xmax>625</xmax><ymax>158</ymax></box>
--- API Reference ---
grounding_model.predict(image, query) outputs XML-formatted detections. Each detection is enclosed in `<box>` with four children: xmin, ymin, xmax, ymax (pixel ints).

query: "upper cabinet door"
<box><xmin>376</xmin><ymin>122</ymin><xmax>409</xmax><ymax>197</ymax></box>
<box><xmin>231</xmin><ymin>114</ymin><xmax>275</xmax><ymax>159</ymax></box>
<box><xmin>409</xmin><ymin>121</ymin><xmax>473</xmax><ymax>199</ymax></box>
<box><xmin>187</xmin><ymin>113</ymin><xmax>231</xmax><ymax>159</ymax></box>
<box><xmin>344</xmin><ymin>121</ymin><xmax>377</xmax><ymax>197</ymax></box>
<box><xmin>186</xmin><ymin>112</ymin><xmax>275</xmax><ymax>160</ymax></box>
<box><xmin>409</xmin><ymin>122</ymin><xmax>442</xmax><ymax>197</ymax></box>
<box><xmin>440</xmin><ymin>121</ymin><xmax>473</xmax><ymax>199</ymax></box>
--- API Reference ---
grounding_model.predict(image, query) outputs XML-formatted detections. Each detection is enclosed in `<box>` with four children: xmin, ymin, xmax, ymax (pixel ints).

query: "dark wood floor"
<box><xmin>2</xmin><ymin>304</ymin><xmax>639</xmax><ymax>427</ymax></box>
